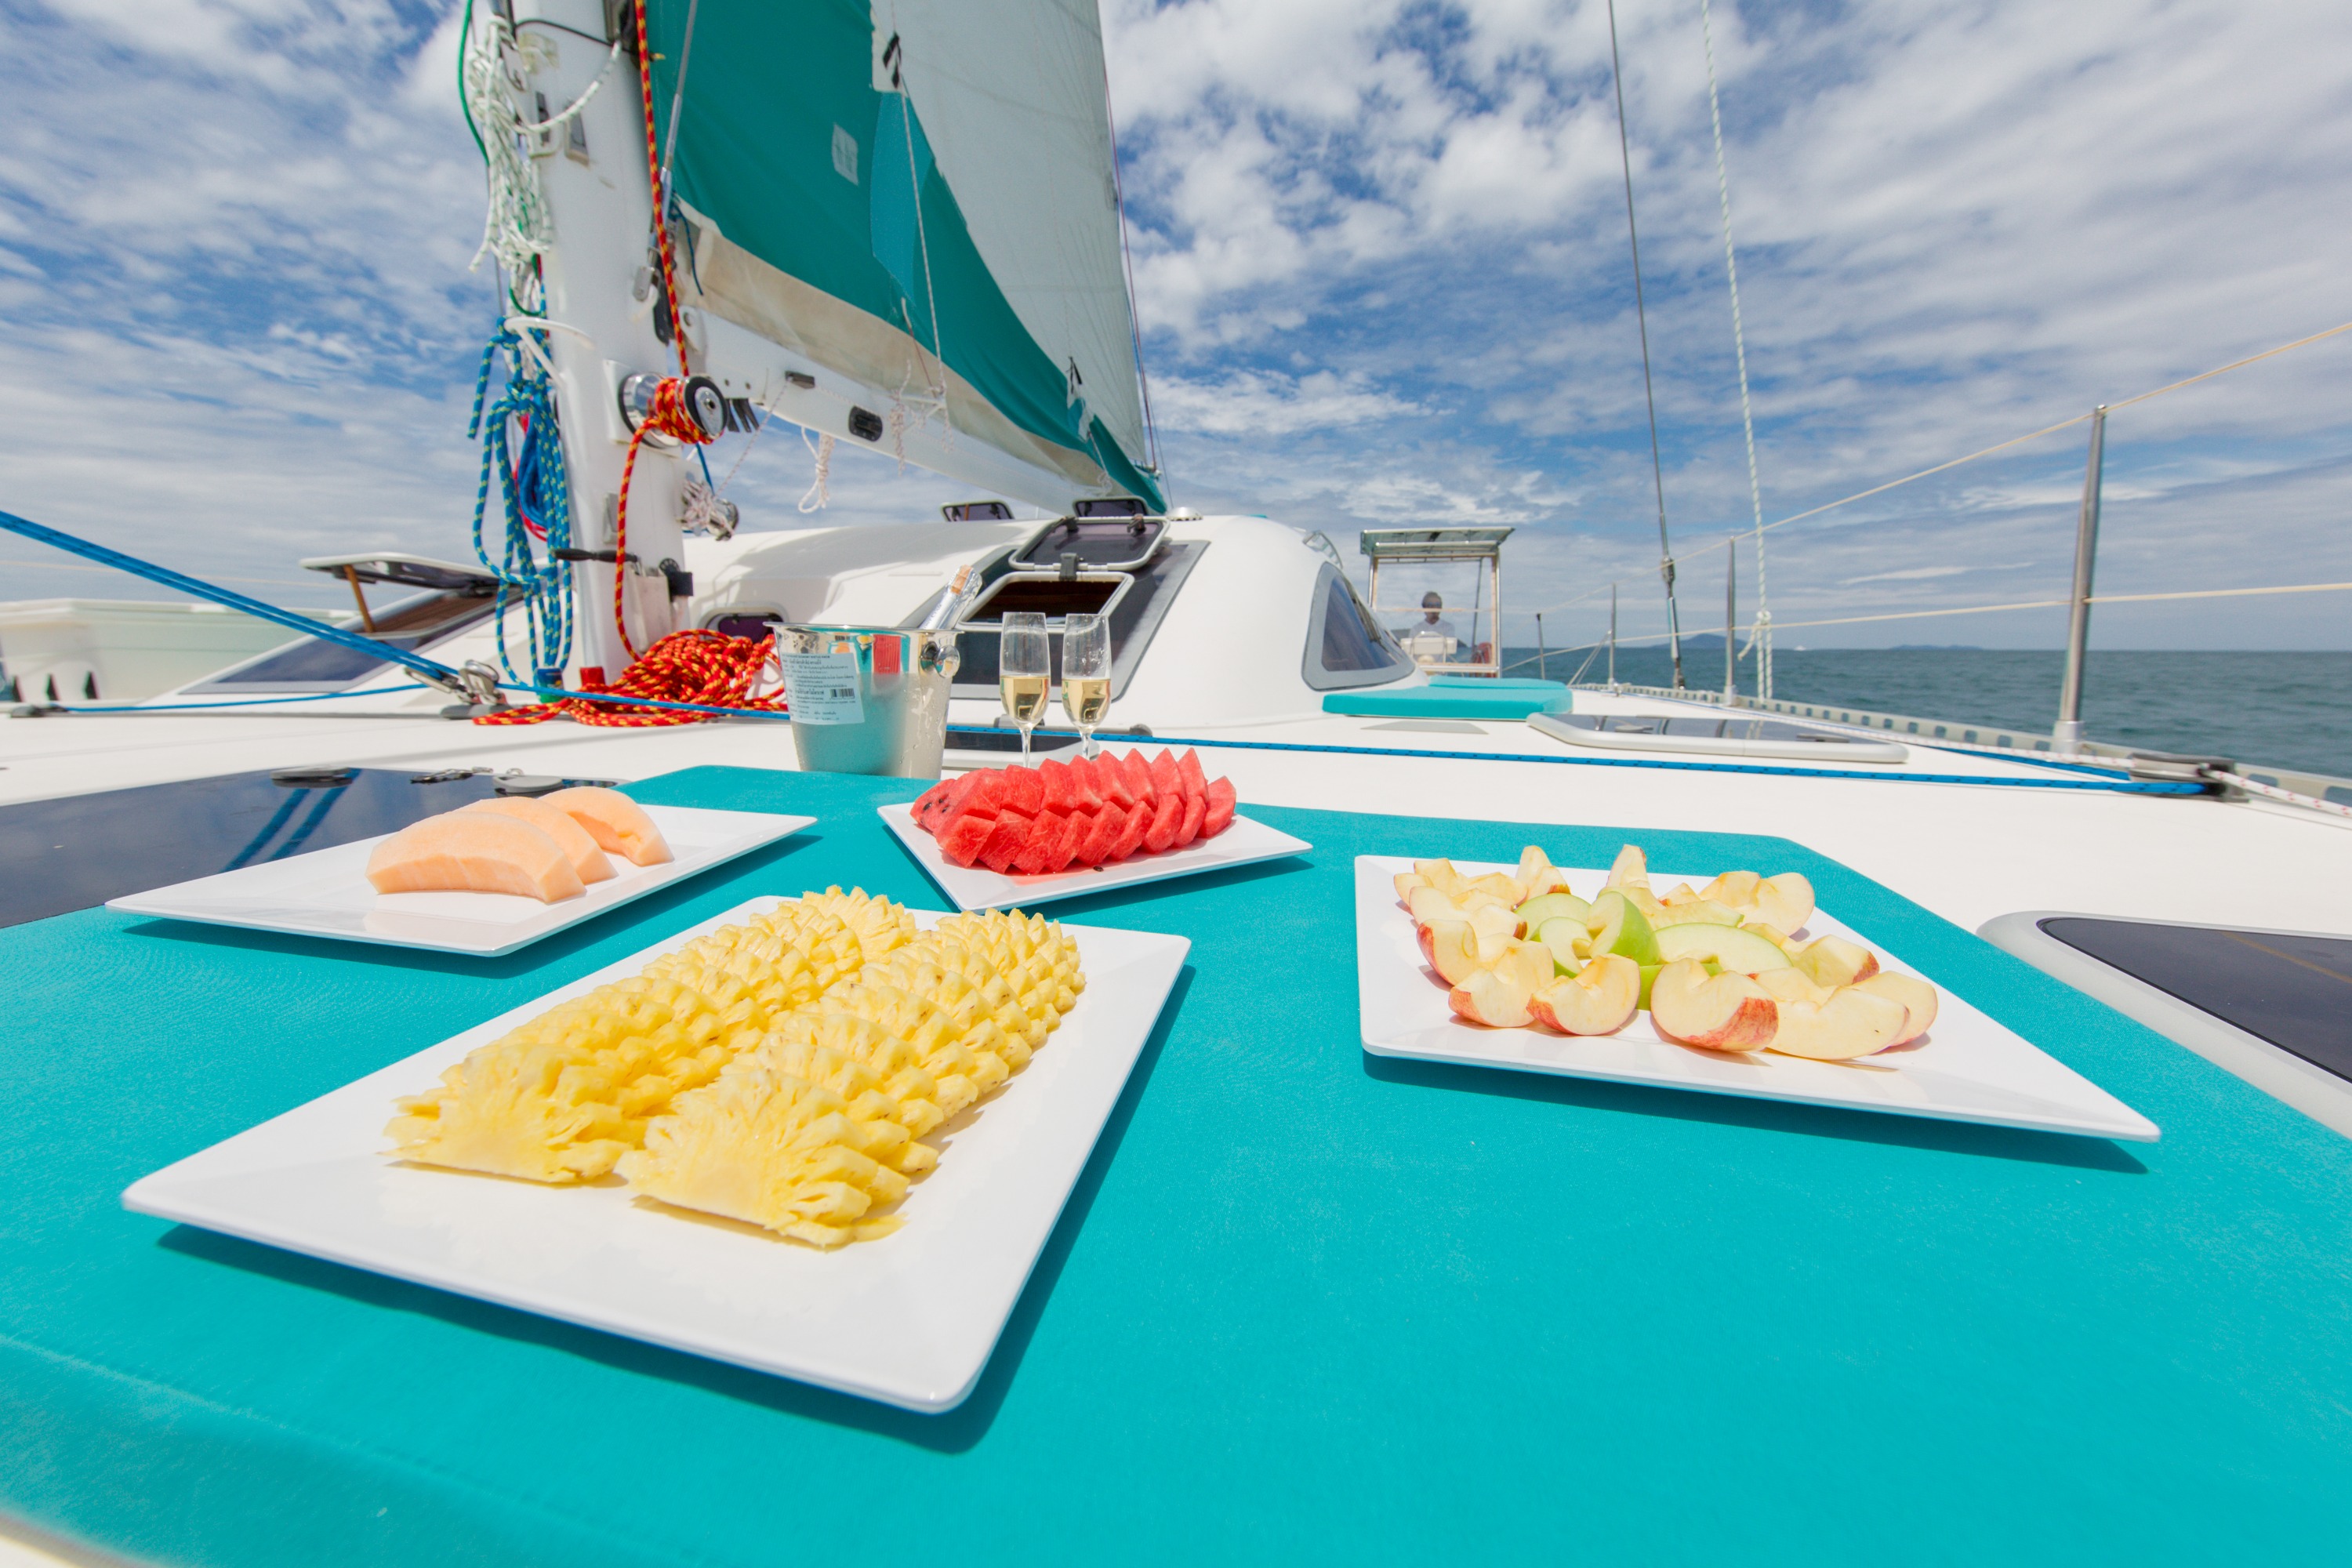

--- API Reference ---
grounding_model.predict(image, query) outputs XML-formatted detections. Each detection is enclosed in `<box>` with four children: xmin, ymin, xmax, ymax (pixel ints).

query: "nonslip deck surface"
<box><xmin>4</xmin><ymin>765</ymin><xmax>2350</xmax><ymax>1566</ymax></box>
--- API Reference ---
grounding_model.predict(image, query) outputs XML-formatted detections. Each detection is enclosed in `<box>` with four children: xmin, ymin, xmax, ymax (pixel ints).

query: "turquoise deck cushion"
<box><xmin>1426</xmin><ymin>675</ymin><xmax>1570</xmax><ymax>691</ymax></box>
<box><xmin>1322</xmin><ymin>683</ymin><xmax>1573</xmax><ymax>718</ymax></box>
<box><xmin>6</xmin><ymin>764</ymin><xmax>2352</xmax><ymax>1564</ymax></box>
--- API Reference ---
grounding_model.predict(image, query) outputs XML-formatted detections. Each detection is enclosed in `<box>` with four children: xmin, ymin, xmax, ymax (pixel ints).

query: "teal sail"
<box><xmin>644</xmin><ymin>0</ymin><xmax>1163</xmax><ymax>510</ymax></box>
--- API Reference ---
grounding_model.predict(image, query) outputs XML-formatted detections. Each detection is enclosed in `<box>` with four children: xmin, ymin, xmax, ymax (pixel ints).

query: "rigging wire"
<box><xmin>1699</xmin><ymin>0</ymin><xmax>1771</xmax><ymax>699</ymax></box>
<box><xmin>1102</xmin><ymin>48</ymin><xmax>1163</xmax><ymax>478</ymax></box>
<box><xmin>1604</xmin><ymin>0</ymin><xmax>1684</xmax><ymax>688</ymax></box>
<box><xmin>632</xmin><ymin>0</ymin><xmax>693</xmax><ymax>375</ymax></box>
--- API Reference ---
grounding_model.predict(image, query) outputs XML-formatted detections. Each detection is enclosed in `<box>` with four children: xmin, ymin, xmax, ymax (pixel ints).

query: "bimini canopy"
<box><xmin>645</xmin><ymin>0</ymin><xmax>1163</xmax><ymax>510</ymax></box>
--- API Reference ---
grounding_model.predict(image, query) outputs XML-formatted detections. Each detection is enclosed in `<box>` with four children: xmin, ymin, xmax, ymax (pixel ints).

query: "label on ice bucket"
<box><xmin>779</xmin><ymin>651</ymin><xmax>865</xmax><ymax>725</ymax></box>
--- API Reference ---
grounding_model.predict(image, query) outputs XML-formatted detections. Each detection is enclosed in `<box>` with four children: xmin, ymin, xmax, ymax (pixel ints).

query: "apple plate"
<box><xmin>879</xmin><ymin>802</ymin><xmax>1312</xmax><ymax>912</ymax></box>
<box><xmin>1356</xmin><ymin>855</ymin><xmax>2158</xmax><ymax>1142</ymax></box>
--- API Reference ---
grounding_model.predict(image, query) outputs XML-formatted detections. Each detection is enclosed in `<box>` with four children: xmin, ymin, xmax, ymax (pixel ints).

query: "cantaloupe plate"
<box><xmin>1355</xmin><ymin>856</ymin><xmax>2157</xmax><ymax>1142</ymax></box>
<box><xmin>123</xmin><ymin>898</ymin><xmax>1190</xmax><ymax>1414</ymax></box>
<box><xmin>107</xmin><ymin>805</ymin><xmax>814</xmax><ymax>956</ymax></box>
<box><xmin>878</xmin><ymin>801</ymin><xmax>1312</xmax><ymax>912</ymax></box>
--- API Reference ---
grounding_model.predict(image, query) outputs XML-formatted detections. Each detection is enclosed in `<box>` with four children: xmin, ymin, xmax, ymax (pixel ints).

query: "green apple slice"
<box><xmin>1534</xmin><ymin>916</ymin><xmax>1588</xmax><ymax>975</ymax></box>
<box><xmin>1653</xmin><ymin>922</ymin><xmax>1795</xmax><ymax>976</ymax></box>
<box><xmin>1517</xmin><ymin>891</ymin><xmax>1592</xmax><ymax>928</ymax></box>
<box><xmin>1588</xmin><ymin>890</ymin><xmax>1662</xmax><ymax>966</ymax></box>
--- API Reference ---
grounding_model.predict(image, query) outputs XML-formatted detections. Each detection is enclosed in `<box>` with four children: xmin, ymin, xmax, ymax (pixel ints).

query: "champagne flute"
<box><xmin>1061</xmin><ymin>613</ymin><xmax>1110</xmax><ymax>758</ymax></box>
<box><xmin>999</xmin><ymin>612</ymin><xmax>1050</xmax><ymax>762</ymax></box>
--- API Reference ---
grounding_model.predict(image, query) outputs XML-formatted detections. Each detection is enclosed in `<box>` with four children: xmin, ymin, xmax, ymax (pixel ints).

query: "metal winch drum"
<box><xmin>773</xmin><ymin>625</ymin><xmax>960</xmax><ymax>779</ymax></box>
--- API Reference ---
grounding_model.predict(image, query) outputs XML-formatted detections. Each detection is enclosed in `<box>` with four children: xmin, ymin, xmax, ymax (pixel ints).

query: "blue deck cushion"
<box><xmin>5</xmin><ymin>764</ymin><xmax>2352</xmax><ymax>1565</ymax></box>
<box><xmin>1323</xmin><ymin>683</ymin><xmax>1573</xmax><ymax>719</ymax></box>
<box><xmin>1426</xmin><ymin>675</ymin><xmax>1570</xmax><ymax>691</ymax></box>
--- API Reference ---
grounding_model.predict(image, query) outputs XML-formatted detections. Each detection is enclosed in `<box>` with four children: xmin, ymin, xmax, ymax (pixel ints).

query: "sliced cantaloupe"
<box><xmin>543</xmin><ymin>786</ymin><xmax>672</xmax><ymax>866</ymax></box>
<box><xmin>459</xmin><ymin>797</ymin><xmax>615</xmax><ymax>883</ymax></box>
<box><xmin>365</xmin><ymin>813</ymin><xmax>586</xmax><ymax>903</ymax></box>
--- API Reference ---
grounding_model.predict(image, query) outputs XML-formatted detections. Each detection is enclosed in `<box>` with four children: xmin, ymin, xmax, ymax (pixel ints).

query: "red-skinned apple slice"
<box><xmin>1449</xmin><ymin>968</ymin><xmax>1535</xmax><ymax>1028</ymax></box>
<box><xmin>1649</xmin><ymin>959</ymin><xmax>1778</xmax><ymax>1052</ymax></box>
<box><xmin>1853</xmin><ymin>971</ymin><xmax>1937</xmax><ymax>1045</ymax></box>
<box><xmin>1530</xmin><ymin>953</ymin><xmax>1641</xmax><ymax>1035</ymax></box>
<box><xmin>1410</xmin><ymin>886</ymin><xmax>1471</xmax><ymax>928</ymax></box>
<box><xmin>1421</xmin><ymin>919</ymin><xmax>1481</xmax><ymax>987</ymax></box>
<box><xmin>1606</xmin><ymin>843</ymin><xmax>1651</xmax><ymax>894</ymax></box>
<box><xmin>1792</xmin><ymin>934</ymin><xmax>1878</xmax><ymax>988</ymax></box>
<box><xmin>1765</xmin><ymin>985</ymin><xmax>1907</xmax><ymax>1059</ymax></box>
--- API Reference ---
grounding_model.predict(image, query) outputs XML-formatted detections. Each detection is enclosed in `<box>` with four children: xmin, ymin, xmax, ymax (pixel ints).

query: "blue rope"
<box><xmin>467</xmin><ymin>323</ymin><xmax>574</xmax><ymax>684</ymax></box>
<box><xmin>42</xmin><ymin>684</ymin><xmax>434</xmax><ymax>714</ymax></box>
<box><xmin>0</xmin><ymin>510</ymin><xmax>467</xmax><ymax>686</ymax></box>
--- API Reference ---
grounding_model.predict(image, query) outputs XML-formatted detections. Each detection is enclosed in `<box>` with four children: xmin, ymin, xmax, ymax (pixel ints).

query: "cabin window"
<box><xmin>185</xmin><ymin>589</ymin><xmax>502</xmax><ymax>693</ymax></box>
<box><xmin>1303</xmin><ymin>564</ymin><xmax>1411</xmax><ymax>690</ymax></box>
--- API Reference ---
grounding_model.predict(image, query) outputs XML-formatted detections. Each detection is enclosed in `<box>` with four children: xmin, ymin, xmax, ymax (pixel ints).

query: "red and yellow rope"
<box><xmin>477</xmin><ymin>628</ymin><xmax>785</xmax><ymax>728</ymax></box>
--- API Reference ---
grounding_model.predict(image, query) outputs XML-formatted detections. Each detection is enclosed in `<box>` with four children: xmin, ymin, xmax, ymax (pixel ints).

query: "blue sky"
<box><xmin>2</xmin><ymin>0</ymin><xmax>2347</xmax><ymax>649</ymax></box>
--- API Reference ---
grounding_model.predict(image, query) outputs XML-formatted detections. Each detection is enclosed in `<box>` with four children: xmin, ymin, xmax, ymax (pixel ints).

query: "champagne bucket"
<box><xmin>774</xmin><ymin>625</ymin><xmax>960</xmax><ymax>779</ymax></box>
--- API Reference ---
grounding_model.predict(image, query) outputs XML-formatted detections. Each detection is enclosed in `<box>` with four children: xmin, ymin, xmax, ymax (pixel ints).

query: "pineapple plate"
<box><xmin>123</xmin><ymin>897</ymin><xmax>1189</xmax><ymax>1412</ymax></box>
<box><xmin>1356</xmin><ymin>856</ymin><xmax>2155</xmax><ymax>1142</ymax></box>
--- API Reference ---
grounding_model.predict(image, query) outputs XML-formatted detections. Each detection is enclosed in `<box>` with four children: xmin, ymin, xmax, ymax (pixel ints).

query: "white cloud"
<box><xmin>1151</xmin><ymin>369</ymin><xmax>1421</xmax><ymax>434</ymax></box>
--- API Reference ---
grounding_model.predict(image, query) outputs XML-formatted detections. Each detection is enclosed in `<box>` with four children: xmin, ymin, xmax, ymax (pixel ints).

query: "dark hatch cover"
<box><xmin>2040</xmin><ymin>917</ymin><xmax>2352</xmax><ymax>1083</ymax></box>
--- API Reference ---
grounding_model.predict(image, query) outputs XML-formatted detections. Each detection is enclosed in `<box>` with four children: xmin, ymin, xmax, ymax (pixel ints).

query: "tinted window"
<box><xmin>192</xmin><ymin>589</ymin><xmax>500</xmax><ymax>691</ymax></box>
<box><xmin>2042</xmin><ymin>918</ymin><xmax>2352</xmax><ymax>1082</ymax></box>
<box><xmin>1305</xmin><ymin>565</ymin><xmax>1410</xmax><ymax>689</ymax></box>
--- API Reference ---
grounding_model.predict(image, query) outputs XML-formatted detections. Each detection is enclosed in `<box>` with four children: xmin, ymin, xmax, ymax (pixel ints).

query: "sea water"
<box><xmin>1499</xmin><ymin>645</ymin><xmax>2352</xmax><ymax>782</ymax></box>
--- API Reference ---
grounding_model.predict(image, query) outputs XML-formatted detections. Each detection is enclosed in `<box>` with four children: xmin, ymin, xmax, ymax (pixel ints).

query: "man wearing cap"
<box><xmin>1398</xmin><ymin>591</ymin><xmax>1464</xmax><ymax>662</ymax></box>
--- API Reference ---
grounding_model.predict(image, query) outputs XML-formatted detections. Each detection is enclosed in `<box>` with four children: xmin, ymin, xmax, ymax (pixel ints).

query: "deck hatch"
<box><xmin>2039</xmin><ymin>918</ymin><xmax>2352</xmax><ymax>1083</ymax></box>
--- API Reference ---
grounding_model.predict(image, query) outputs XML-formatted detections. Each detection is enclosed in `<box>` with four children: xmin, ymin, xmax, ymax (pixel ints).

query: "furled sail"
<box><xmin>644</xmin><ymin>0</ymin><xmax>1162</xmax><ymax>509</ymax></box>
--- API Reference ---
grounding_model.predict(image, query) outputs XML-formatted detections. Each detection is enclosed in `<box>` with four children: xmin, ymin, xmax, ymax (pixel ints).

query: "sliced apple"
<box><xmin>1740</xmin><ymin>919</ymin><xmax>1793</xmax><ymax>949</ymax></box>
<box><xmin>1854</xmin><ymin>971</ymin><xmax>1938</xmax><ymax>1045</ymax></box>
<box><xmin>1606</xmin><ymin>843</ymin><xmax>1651</xmax><ymax>893</ymax></box>
<box><xmin>1588</xmin><ymin>891</ymin><xmax>1663</xmax><ymax>965</ymax></box>
<box><xmin>1450</xmin><ymin>966</ymin><xmax>1535</xmax><ymax>1028</ymax></box>
<box><xmin>1753</xmin><ymin>966</ymin><xmax>1832</xmax><ymax>1005</ymax></box>
<box><xmin>1513</xmin><ymin>845</ymin><xmax>1557</xmax><ymax>897</ymax></box>
<box><xmin>1653</xmin><ymin>922</ymin><xmax>1795</xmax><ymax>976</ymax></box>
<box><xmin>1469</xmin><ymin>902</ymin><xmax>1523</xmax><ymax>962</ymax></box>
<box><xmin>1530</xmin><ymin>953</ymin><xmax>1641</xmax><ymax>1035</ymax></box>
<box><xmin>1534</xmin><ymin>916</ymin><xmax>1592</xmax><ymax>971</ymax></box>
<box><xmin>1464</xmin><ymin>872</ymin><xmax>1524</xmax><ymax>904</ymax></box>
<box><xmin>1791</xmin><ymin>935</ymin><xmax>1878</xmax><ymax>989</ymax></box>
<box><xmin>1517</xmin><ymin>891</ymin><xmax>1592</xmax><ymax>929</ymax></box>
<box><xmin>1752</xmin><ymin>872</ymin><xmax>1815</xmax><ymax>935</ymax></box>
<box><xmin>1701</xmin><ymin>869</ymin><xmax>1762</xmax><ymax>908</ymax></box>
<box><xmin>1421</xmin><ymin>919</ymin><xmax>1483</xmax><ymax>987</ymax></box>
<box><xmin>1765</xmin><ymin>985</ymin><xmax>1907</xmax><ymax>1060</ymax></box>
<box><xmin>1493</xmin><ymin>939</ymin><xmax>1557</xmax><ymax>996</ymax></box>
<box><xmin>1393</xmin><ymin>870</ymin><xmax>1428</xmax><ymax>902</ymax></box>
<box><xmin>1660</xmin><ymin>882</ymin><xmax>1704</xmax><ymax>906</ymax></box>
<box><xmin>1650</xmin><ymin>960</ymin><xmax>1778</xmax><ymax>1051</ymax></box>
<box><xmin>1409</xmin><ymin>886</ymin><xmax>1470</xmax><ymax>928</ymax></box>
<box><xmin>1656</xmin><ymin>897</ymin><xmax>1743</xmax><ymax>929</ymax></box>
<box><xmin>1414</xmin><ymin>858</ymin><xmax>1469</xmax><ymax>898</ymax></box>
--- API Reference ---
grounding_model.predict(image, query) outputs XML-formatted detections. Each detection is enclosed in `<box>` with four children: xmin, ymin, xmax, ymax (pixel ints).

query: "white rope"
<box><xmin>2211</xmin><ymin>771</ymin><xmax>2352</xmax><ymax>820</ymax></box>
<box><xmin>464</xmin><ymin>17</ymin><xmax>622</xmax><ymax>278</ymax></box>
<box><xmin>797</xmin><ymin>429</ymin><xmax>834</xmax><ymax>514</ymax></box>
<box><xmin>1700</xmin><ymin>0</ymin><xmax>1771</xmax><ymax>699</ymax></box>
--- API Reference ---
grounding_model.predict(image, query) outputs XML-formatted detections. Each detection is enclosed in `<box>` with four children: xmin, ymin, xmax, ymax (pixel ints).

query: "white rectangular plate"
<box><xmin>878</xmin><ymin>801</ymin><xmax>1312</xmax><ymax>911</ymax></box>
<box><xmin>123</xmin><ymin>900</ymin><xmax>1190</xmax><ymax>1413</ymax></box>
<box><xmin>1357</xmin><ymin>857</ymin><xmax>2157</xmax><ymax>1142</ymax></box>
<box><xmin>107</xmin><ymin>805</ymin><xmax>815</xmax><ymax>956</ymax></box>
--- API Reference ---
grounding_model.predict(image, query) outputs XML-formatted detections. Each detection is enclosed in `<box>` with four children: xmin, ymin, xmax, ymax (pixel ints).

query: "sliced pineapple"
<box><xmin>384</xmin><ymin>975</ymin><xmax>761</xmax><ymax>1183</ymax></box>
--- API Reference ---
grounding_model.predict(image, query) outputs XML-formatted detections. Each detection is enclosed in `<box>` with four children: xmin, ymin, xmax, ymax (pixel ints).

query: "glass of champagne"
<box><xmin>1061</xmin><ymin>613</ymin><xmax>1110</xmax><ymax>757</ymax></box>
<box><xmin>999</xmin><ymin>612</ymin><xmax>1050</xmax><ymax>762</ymax></box>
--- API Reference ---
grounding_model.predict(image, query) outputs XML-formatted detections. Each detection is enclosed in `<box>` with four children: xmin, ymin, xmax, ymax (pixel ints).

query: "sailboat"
<box><xmin>4</xmin><ymin>3</ymin><xmax>2351</xmax><ymax>1563</ymax></box>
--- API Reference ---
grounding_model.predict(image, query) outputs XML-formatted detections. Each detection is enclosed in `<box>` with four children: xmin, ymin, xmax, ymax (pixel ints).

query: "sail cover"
<box><xmin>644</xmin><ymin>0</ymin><xmax>1162</xmax><ymax>509</ymax></box>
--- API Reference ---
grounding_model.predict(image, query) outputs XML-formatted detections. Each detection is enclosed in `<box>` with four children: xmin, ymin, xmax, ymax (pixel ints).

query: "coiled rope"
<box><xmin>477</xmin><ymin>629</ymin><xmax>784</xmax><ymax>728</ymax></box>
<box><xmin>612</xmin><ymin>376</ymin><xmax>717</xmax><ymax>656</ymax></box>
<box><xmin>466</xmin><ymin>325</ymin><xmax>574</xmax><ymax>683</ymax></box>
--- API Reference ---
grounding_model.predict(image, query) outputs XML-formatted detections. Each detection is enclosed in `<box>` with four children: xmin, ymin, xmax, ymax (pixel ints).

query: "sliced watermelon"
<box><xmin>1074</xmin><ymin>803</ymin><xmax>1123</xmax><ymax>866</ymax></box>
<box><xmin>977</xmin><ymin>810</ymin><xmax>1032</xmax><ymax>874</ymax></box>
<box><xmin>1149</xmin><ymin>749</ymin><xmax>1183</xmax><ymax>803</ymax></box>
<box><xmin>1012</xmin><ymin>808</ymin><xmax>1066</xmax><ymax>876</ymax></box>
<box><xmin>1176</xmin><ymin>749</ymin><xmax>1208</xmax><ymax>806</ymax></box>
<box><xmin>1038</xmin><ymin>758</ymin><xmax>1080</xmax><ymax>815</ymax></box>
<box><xmin>1108</xmin><ymin>797</ymin><xmax>1153</xmax><ymax>861</ymax></box>
<box><xmin>1065</xmin><ymin>757</ymin><xmax>1105</xmax><ymax>813</ymax></box>
<box><xmin>1202</xmin><ymin>776</ymin><xmax>1237</xmax><ymax>837</ymax></box>
<box><xmin>1174</xmin><ymin>791</ymin><xmax>1207</xmax><ymax>849</ymax></box>
<box><xmin>1000</xmin><ymin>765</ymin><xmax>1046</xmax><ymax>818</ymax></box>
<box><xmin>1050</xmin><ymin>808</ymin><xmax>1092</xmax><ymax>871</ymax></box>
<box><xmin>958</xmin><ymin>771</ymin><xmax>1010</xmax><ymax>818</ymax></box>
<box><xmin>1142</xmin><ymin>791</ymin><xmax>1183</xmax><ymax>854</ymax></box>
<box><xmin>912</xmin><ymin>778</ymin><xmax>955</xmax><ymax>826</ymax></box>
<box><xmin>1120</xmin><ymin>750</ymin><xmax>1156</xmax><ymax>810</ymax></box>
<box><xmin>917</xmin><ymin>771</ymin><xmax>979</xmax><ymax>832</ymax></box>
<box><xmin>1091</xmin><ymin>753</ymin><xmax>1136</xmax><ymax>811</ymax></box>
<box><xmin>937</xmin><ymin>811</ymin><xmax>996</xmax><ymax>866</ymax></box>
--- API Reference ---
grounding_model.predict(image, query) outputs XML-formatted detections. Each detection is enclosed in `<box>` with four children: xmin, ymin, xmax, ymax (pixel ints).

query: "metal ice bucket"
<box><xmin>774</xmin><ymin>624</ymin><xmax>960</xmax><ymax>779</ymax></box>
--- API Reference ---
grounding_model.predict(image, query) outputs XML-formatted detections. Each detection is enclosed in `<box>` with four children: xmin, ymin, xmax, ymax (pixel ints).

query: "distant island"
<box><xmin>1886</xmin><ymin>644</ymin><xmax>1984</xmax><ymax>651</ymax></box>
